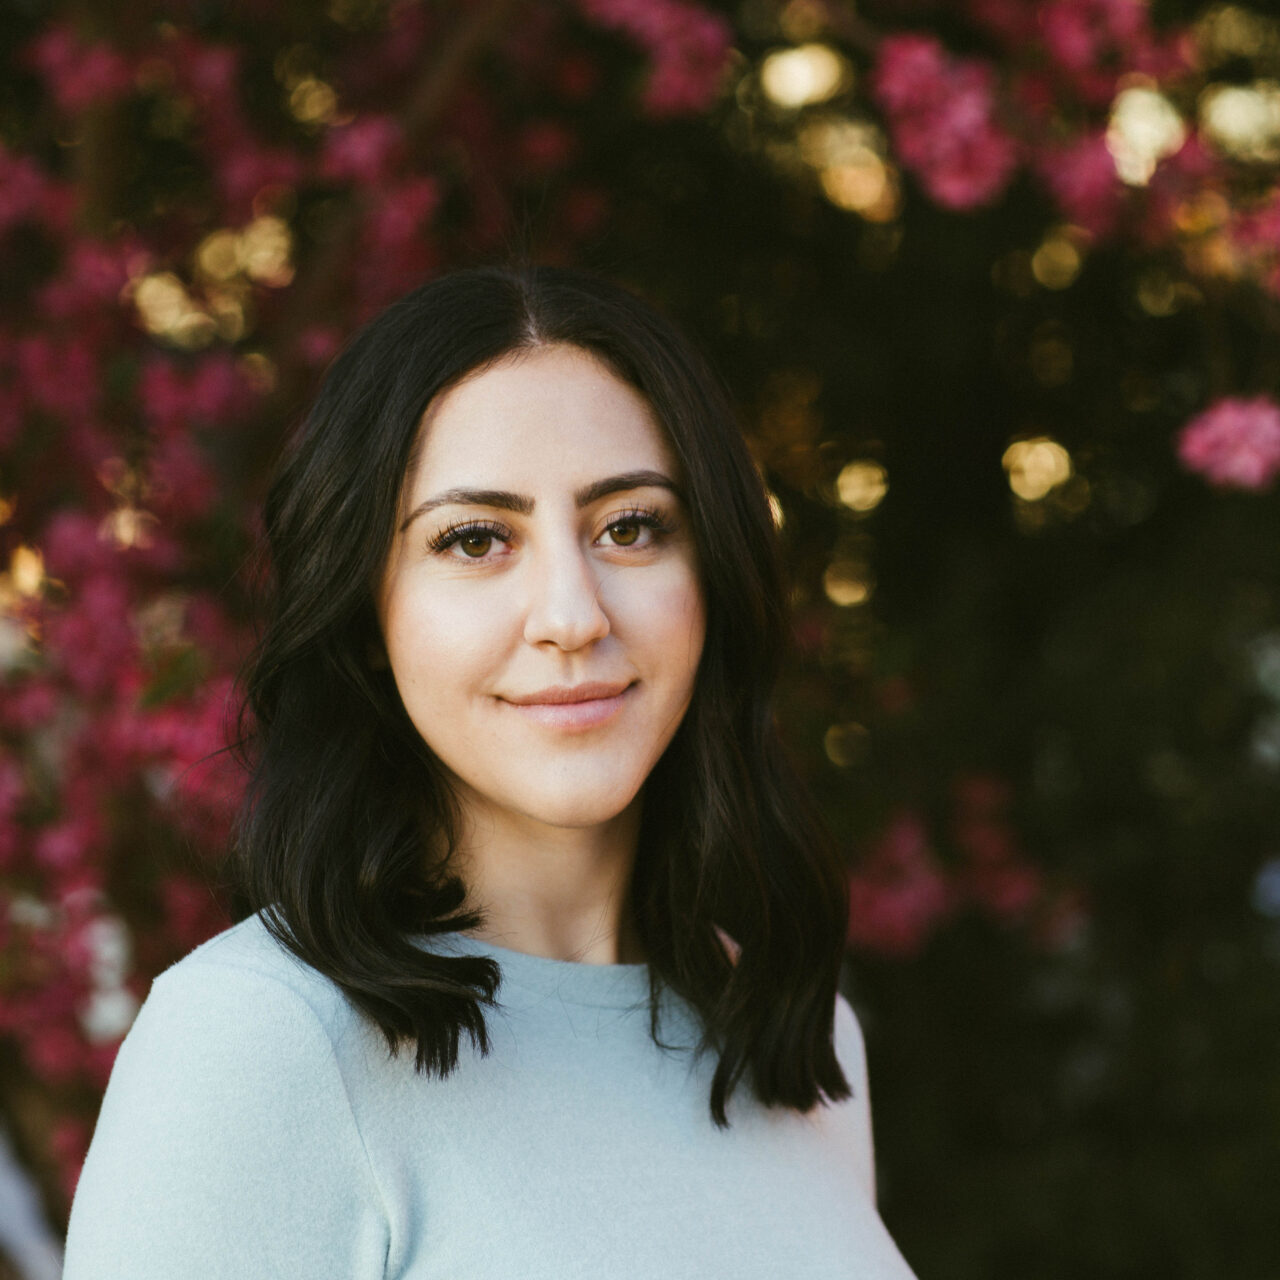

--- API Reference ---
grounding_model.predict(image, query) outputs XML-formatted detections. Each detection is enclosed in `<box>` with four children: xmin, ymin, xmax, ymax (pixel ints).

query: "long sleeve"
<box><xmin>63</xmin><ymin>960</ymin><xmax>390</xmax><ymax>1280</ymax></box>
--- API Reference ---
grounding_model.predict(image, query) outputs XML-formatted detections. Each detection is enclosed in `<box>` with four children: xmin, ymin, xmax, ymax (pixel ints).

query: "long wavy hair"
<box><xmin>227</xmin><ymin>264</ymin><xmax>851</xmax><ymax>1126</ymax></box>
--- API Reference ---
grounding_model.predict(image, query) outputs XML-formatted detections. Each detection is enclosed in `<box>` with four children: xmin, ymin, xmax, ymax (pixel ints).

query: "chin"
<box><xmin>509</xmin><ymin>780</ymin><xmax>644</xmax><ymax>832</ymax></box>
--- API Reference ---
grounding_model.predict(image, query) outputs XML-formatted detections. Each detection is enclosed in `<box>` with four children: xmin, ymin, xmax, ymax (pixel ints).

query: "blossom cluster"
<box><xmin>862</xmin><ymin>1</ymin><xmax>1280</xmax><ymax>489</ymax></box>
<box><xmin>847</xmin><ymin>774</ymin><xmax>1082</xmax><ymax>958</ymax></box>
<box><xmin>0</xmin><ymin>0</ymin><xmax>724</xmax><ymax>1213</ymax></box>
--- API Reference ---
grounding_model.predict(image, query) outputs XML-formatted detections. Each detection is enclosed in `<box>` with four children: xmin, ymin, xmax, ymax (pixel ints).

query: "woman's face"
<box><xmin>376</xmin><ymin>343</ymin><xmax>706</xmax><ymax>835</ymax></box>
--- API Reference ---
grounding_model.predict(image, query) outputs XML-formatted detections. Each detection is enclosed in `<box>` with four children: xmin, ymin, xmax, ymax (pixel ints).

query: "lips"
<box><xmin>502</xmin><ymin>681</ymin><xmax>632</xmax><ymax>706</ymax></box>
<box><xmin>500</xmin><ymin>680</ymin><xmax>634</xmax><ymax>730</ymax></box>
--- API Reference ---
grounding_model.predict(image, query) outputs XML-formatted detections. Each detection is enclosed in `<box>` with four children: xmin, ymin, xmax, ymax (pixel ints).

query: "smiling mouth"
<box><xmin>500</xmin><ymin>681</ymin><xmax>634</xmax><ymax>730</ymax></box>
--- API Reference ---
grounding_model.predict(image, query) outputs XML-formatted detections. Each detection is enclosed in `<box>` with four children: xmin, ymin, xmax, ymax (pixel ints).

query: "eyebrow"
<box><xmin>399</xmin><ymin>469</ymin><xmax>682</xmax><ymax>533</ymax></box>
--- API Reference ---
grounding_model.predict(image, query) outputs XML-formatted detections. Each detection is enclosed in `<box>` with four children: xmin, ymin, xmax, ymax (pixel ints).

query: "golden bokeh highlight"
<box><xmin>798</xmin><ymin>116</ymin><xmax>900</xmax><ymax>221</ymax></box>
<box><xmin>1003</xmin><ymin>436</ymin><xmax>1074</xmax><ymax>501</ymax></box>
<box><xmin>10</xmin><ymin>546</ymin><xmax>44</xmax><ymax>598</ymax></box>
<box><xmin>289</xmin><ymin>76</ymin><xmax>339</xmax><ymax>125</ymax></box>
<box><xmin>195</xmin><ymin>217</ymin><xmax>294</xmax><ymax>288</ymax></box>
<box><xmin>1032</xmin><ymin>227</ymin><xmax>1086</xmax><ymax>290</ymax></box>
<box><xmin>823</xmin><ymin>721</ymin><xmax>869</xmax><ymax>768</ymax></box>
<box><xmin>1196</xmin><ymin>5</ymin><xmax>1280</xmax><ymax>65</ymax></box>
<box><xmin>760</xmin><ymin>44</ymin><xmax>850</xmax><ymax>109</ymax></box>
<box><xmin>1107</xmin><ymin>84</ymin><xmax>1186</xmax><ymax>185</ymax></box>
<box><xmin>101</xmin><ymin>508</ymin><xmax>158</xmax><ymax>551</ymax></box>
<box><xmin>835</xmin><ymin>460</ymin><xmax>888</xmax><ymax>512</ymax></box>
<box><xmin>1199</xmin><ymin>82</ymin><xmax>1280</xmax><ymax>162</ymax></box>
<box><xmin>132</xmin><ymin>272</ymin><xmax>216</xmax><ymax>349</ymax></box>
<box><xmin>238</xmin><ymin>216</ymin><xmax>294</xmax><ymax>286</ymax></box>
<box><xmin>823</xmin><ymin>561</ymin><xmax>874</xmax><ymax>606</ymax></box>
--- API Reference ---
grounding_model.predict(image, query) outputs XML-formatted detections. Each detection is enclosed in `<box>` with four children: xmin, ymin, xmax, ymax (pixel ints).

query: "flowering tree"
<box><xmin>2</xmin><ymin>0</ymin><xmax>1279</xmax><ymax>1271</ymax></box>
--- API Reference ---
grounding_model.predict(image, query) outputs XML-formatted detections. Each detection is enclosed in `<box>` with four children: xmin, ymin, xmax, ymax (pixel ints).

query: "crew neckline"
<box><xmin>421</xmin><ymin>930</ymin><xmax>653</xmax><ymax>1010</ymax></box>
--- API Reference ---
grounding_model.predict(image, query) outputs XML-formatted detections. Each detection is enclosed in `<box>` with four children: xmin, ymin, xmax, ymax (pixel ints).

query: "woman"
<box><xmin>63</xmin><ymin>265</ymin><xmax>917</xmax><ymax>1278</ymax></box>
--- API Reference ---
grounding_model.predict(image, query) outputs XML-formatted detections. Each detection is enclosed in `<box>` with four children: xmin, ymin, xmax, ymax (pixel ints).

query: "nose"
<box><xmin>521</xmin><ymin>539</ymin><xmax>611</xmax><ymax>651</ymax></box>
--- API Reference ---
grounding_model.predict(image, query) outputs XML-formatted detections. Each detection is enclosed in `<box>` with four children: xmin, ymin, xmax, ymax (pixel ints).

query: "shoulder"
<box><xmin>114</xmin><ymin>911</ymin><xmax>365</xmax><ymax>1101</ymax></box>
<box><xmin>147</xmin><ymin>910</ymin><xmax>354</xmax><ymax>1038</ymax></box>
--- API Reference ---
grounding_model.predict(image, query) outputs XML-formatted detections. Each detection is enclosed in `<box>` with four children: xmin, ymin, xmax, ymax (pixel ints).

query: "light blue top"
<box><xmin>63</xmin><ymin>912</ymin><xmax>918</xmax><ymax>1279</ymax></box>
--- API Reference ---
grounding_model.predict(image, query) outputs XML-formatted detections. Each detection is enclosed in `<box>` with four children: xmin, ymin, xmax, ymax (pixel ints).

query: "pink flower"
<box><xmin>24</xmin><ymin>1020</ymin><xmax>87</xmax><ymax>1084</ymax></box>
<box><xmin>963</xmin><ymin>859</ymin><xmax>1043</xmax><ymax>919</ymax></box>
<box><xmin>295</xmin><ymin>326</ymin><xmax>342</xmax><ymax>369</ymax></box>
<box><xmin>872</xmin><ymin>35</ymin><xmax>1019</xmax><ymax>211</ymax></box>
<box><xmin>16</xmin><ymin>335</ymin><xmax>99</xmax><ymax>423</ymax></box>
<box><xmin>0</xmin><ymin>759</ymin><xmax>25</xmax><ymax>870</ymax></box>
<box><xmin>42</xmin><ymin>573</ymin><xmax>139</xmax><ymax>699</ymax></box>
<box><xmin>216</xmin><ymin>145</ymin><xmax>304</xmax><ymax>220</ymax></box>
<box><xmin>847</xmin><ymin>812</ymin><xmax>954</xmax><ymax>957</ymax></box>
<box><xmin>0</xmin><ymin>144</ymin><xmax>60</xmax><ymax>237</ymax></box>
<box><xmin>38</xmin><ymin>510</ymin><xmax>116</xmax><ymax>585</ymax></box>
<box><xmin>34</xmin><ymin>815</ymin><xmax>101</xmax><ymax>875</ymax></box>
<box><xmin>321</xmin><ymin>116</ymin><xmax>403</xmax><ymax>185</ymax></box>
<box><xmin>139</xmin><ymin>354</ymin><xmax>256</xmax><ymax>434</ymax></box>
<box><xmin>1039</xmin><ymin>0</ymin><xmax>1146</xmax><ymax>76</ymax></box>
<box><xmin>1</xmin><ymin>678</ymin><xmax>58</xmax><ymax>732</ymax></box>
<box><xmin>35</xmin><ymin>239</ymin><xmax>133</xmax><ymax>323</ymax></box>
<box><xmin>363</xmin><ymin>176</ymin><xmax>441</xmax><ymax>252</ymax></box>
<box><xmin>1035</xmin><ymin>130</ymin><xmax>1124</xmax><ymax>239</ymax></box>
<box><xmin>26</xmin><ymin>25</ymin><xmax>134</xmax><ymax>114</ymax></box>
<box><xmin>1176</xmin><ymin>396</ymin><xmax>1280</xmax><ymax>491</ymax></box>
<box><xmin>966</xmin><ymin>0</ymin><xmax>1039</xmax><ymax>45</ymax></box>
<box><xmin>577</xmin><ymin>0</ymin><xmax>732</xmax><ymax>117</ymax></box>
<box><xmin>147</xmin><ymin>434</ymin><xmax>219</xmax><ymax>522</ymax></box>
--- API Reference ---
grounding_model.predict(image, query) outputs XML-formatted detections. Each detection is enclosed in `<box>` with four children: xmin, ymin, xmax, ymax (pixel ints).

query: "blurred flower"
<box><xmin>1176</xmin><ymin>395</ymin><xmax>1280</xmax><ymax>491</ymax></box>
<box><xmin>25</xmin><ymin>25</ymin><xmax>134</xmax><ymax>114</ymax></box>
<box><xmin>1040</xmin><ymin>0</ymin><xmax>1146</xmax><ymax>76</ymax></box>
<box><xmin>577</xmin><ymin>0</ymin><xmax>732</xmax><ymax>117</ymax></box>
<box><xmin>848</xmin><ymin>811</ymin><xmax>954</xmax><ymax>956</ymax></box>
<box><xmin>0</xmin><ymin>144</ymin><xmax>60</xmax><ymax>236</ymax></box>
<box><xmin>871</xmin><ymin>34</ymin><xmax>1019</xmax><ymax>210</ymax></box>
<box><xmin>139</xmin><ymin>354</ymin><xmax>257</xmax><ymax>435</ymax></box>
<box><xmin>16</xmin><ymin>336</ymin><xmax>99</xmax><ymax>424</ymax></box>
<box><xmin>1035</xmin><ymin>129</ymin><xmax>1125</xmax><ymax>238</ymax></box>
<box><xmin>35</xmin><ymin>239</ymin><xmax>134</xmax><ymax>322</ymax></box>
<box><xmin>321</xmin><ymin>115</ymin><xmax>403</xmax><ymax>185</ymax></box>
<box><xmin>42</xmin><ymin>574</ymin><xmax>139</xmax><ymax>699</ymax></box>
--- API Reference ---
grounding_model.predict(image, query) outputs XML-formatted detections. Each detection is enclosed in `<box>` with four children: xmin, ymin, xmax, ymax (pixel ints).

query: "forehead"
<box><xmin>406</xmin><ymin>344</ymin><xmax>677</xmax><ymax>494</ymax></box>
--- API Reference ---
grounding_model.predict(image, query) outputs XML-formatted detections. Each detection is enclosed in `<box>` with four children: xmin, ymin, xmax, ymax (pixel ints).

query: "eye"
<box><xmin>429</xmin><ymin>519</ymin><xmax>511</xmax><ymax>560</ymax></box>
<box><xmin>457</xmin><ymin>530</ymin><xmax>494</xmax><ymax>558</ymax></box>
<box><xmin>599</xmin><ymin>506</ymin><xmax>674</xmax><ymax>549</ymax></box>
<box><xmin>605</xmin><ymin>519</ymin><xmax>642</xmax><ymax>547</ymax></box>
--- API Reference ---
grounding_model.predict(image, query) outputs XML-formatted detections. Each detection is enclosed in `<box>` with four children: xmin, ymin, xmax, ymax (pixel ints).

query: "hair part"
<box><xmin>226</xmin><ymin>264</ymin><xmax>852</xmax><ymax>1126</ymax></box>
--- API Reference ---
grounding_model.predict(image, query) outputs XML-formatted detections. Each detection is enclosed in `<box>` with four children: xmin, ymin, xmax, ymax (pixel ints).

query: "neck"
<box><xmin>451</xmin><ymin>795</ymin><xmax>647</xmax><ymax>966</ymax></box>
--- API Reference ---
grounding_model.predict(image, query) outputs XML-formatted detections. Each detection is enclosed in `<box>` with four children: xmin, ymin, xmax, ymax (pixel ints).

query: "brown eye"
<box><xmin>458</xmin><ymin>531</ymin><xmax>493</xmax><ymax>557</ymax></box>
<box><xmin>608</xmin><ymin>520</ymin><xmax>641</xmax><ymax>547</ymax></box>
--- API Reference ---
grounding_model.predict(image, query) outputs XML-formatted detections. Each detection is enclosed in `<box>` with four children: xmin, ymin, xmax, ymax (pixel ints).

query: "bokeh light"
<box><xmin>1107</xmin><ymin>85</ymin><xmax>1187</xmax><ymax>185</ymax></box>
<box><xmin>836</xmin><ymin>460</ymin><xmax>888</xmax><ymax>512</ymax></box>
<box><xmin>1032</xmin><ymin>227</ymin><xmax>1085</xmax><ymax>290</ymax></box>
<box><xmin>1003</xmin><ymin>436</ymin><xmax>1074</xmax><ymax>501</ymax></box>
<box><xmin>1199</xmin><ymin>82</ymin><xmax>1280</xmax><ymax>162</ymax></box>
<box><xmin>760</xmin><ymin>43</ymin><xmax>851</xmax><ymax>109</ymax></box>
<box><xmin>823</xmin><ymin>559</ymin><xmax>874</xmax><ymax>606</ymax></box>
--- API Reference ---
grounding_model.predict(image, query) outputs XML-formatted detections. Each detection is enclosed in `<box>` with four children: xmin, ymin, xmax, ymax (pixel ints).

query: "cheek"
<box><xmin>605</xmin><ymin>565</ymin><xmax>706</xmax><ymax>677</ymax></box>
<box><xmin>381</xmin><ymin>578</ymin><xmax>512</xmax><ymax>703</ymax></box>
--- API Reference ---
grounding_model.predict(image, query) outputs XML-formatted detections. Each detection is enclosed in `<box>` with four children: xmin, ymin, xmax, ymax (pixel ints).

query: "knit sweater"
<box><xmin>63</xmin><ymin>912</ymin><xmax>918</xmax><ymax>1279</ymax></box>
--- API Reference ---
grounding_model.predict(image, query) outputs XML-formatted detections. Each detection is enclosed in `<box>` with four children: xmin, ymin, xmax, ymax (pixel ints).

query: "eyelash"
<box><xmin>427</xmin><ymin>506</ymin><xmax>676</xmax><ymax>558</ymax></box>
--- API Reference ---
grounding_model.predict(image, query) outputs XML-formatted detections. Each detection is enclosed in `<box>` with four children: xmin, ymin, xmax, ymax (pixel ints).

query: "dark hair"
<box><xmin>227</xmin><ymin>264</ymin><xmax>851</xmax><ymax>1126</ymax></box>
